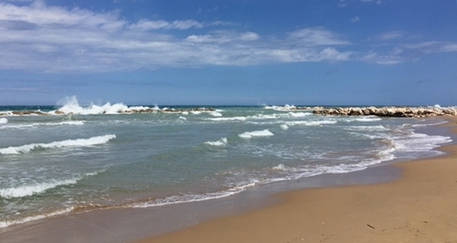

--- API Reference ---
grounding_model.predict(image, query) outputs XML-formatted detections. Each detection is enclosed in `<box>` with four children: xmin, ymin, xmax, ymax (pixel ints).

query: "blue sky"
<box><xmin>0</xmin><ymin>0</ymin><xmax>456</xmax><ymax>106</ymax></box>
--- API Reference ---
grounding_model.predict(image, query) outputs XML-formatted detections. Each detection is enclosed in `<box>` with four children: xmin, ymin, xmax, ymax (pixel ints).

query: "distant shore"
<box><xmin>136</xmin><ymin>117</ymin><xmax>457</xmax><ymax>243</ymax></box>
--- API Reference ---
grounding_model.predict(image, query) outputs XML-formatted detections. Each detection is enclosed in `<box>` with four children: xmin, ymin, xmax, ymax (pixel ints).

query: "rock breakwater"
<box><xmin>1</xmin><ymin>107</ymin><xmax>217</xmax><ymax>116</ymax></box>
<box><xmin>312</xmin><ymin>106</ymin><xmax>457</xmax><ymax>117</ymax></box>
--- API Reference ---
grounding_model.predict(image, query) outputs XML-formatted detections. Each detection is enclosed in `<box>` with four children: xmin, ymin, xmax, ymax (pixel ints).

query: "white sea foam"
<box><xmin>205</xmin><ymin>137</ymin><xmax>228</xmax><ymax>147</ymax></box>
<box><xmin>0</xmin><ymin>170</ymin><xmax>104</xmax><ymax>200</ymax></box>
<box><xmin>264</xmin><ymin>104</ymin><xmax>297</xmax><ymax>111</ymax></box>
<box><xmin>0</xmin><ymin>179</ymin><xmax>78</xmax><ymax>199</ymax></box>
<box><xmin>239</xmin><ymin>129</ymin><xmax>274</xmax><ymax>139</ymax></box>
<box><xmin>344</xmin><ymin>125</ymin><xmax>388</xmax><ymax>132</ymax></box>
<box><xmin>272</xmin><ymin>164</ymin><xmax>286</xmax><ymax>170</ymax></box>
<box><xmin>208</xmin><ymin>117</ymin><xmax>247</xmax><ymax>122</ymax></box>
<box><xmin>0</xmin><ymin>207</ymin><xmax>74</xmax><ymax>229</ymax></box>
<box><xmin>285</xmin><ymin>120</ymin><xmax>337</xmax><ymax>126</ymax></box>
<box><xmin>354</xmin><ymin>117</ymin><xmax>382</xmax><ymax>122</ymax></box>
<box><xmin>411</xmin><ymin>120</ymin><xmax>448</xmax><ymax>127</ymax></box>
<box><xmin>287</xmin><ymin>112</ymin><xmax>311</xmax><ymax>117</ymax></box>
<box><xmin>58</xmin><ymin>121</ymin><xmax>85</xmax><ymax>125</ymax></box>
<box><xmin>393</xmin><ymin>133</ymin><xmax>452</xmax><ymax>152</ymax></box>
<box><xmin>132</xmin><ymin>180</ymin><xmax>259</xmax><ymax>208</ymax></box>
<box><xmin>205</xmin><ymin>112</ymin><xmax>312</xmax><ymax>123</ymax></box>
<box><xmin>0</xmin><ymin>134</ymin><xmax>116</xmax><ymax>155</ymax></box>
<box><xmin>209</xmin><ymin>111</ymin><xmax>223</xmax><ymax>117</ymax></box>
<box><xmin>280</xmin><ymin>124</ymin><xmax>289</xmax><ymax>130</ymax></box>
<box><xmin>0</xmin><ymin>118</ymin><xmax>7</xmax><ymax>124</ymax></box>
<box><xmin>251</xmin><ymin>114</ymin><xmax>273</xmax><ymax>120</ymax></box>
<box><xmin>0</xmin><ymin>120</ymin><xmax>84</xmax><ymax>130</ymax></box>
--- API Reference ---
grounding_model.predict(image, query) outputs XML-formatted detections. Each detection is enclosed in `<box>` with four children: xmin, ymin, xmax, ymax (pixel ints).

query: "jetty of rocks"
<box><xmin>120</xmin><ymin>107</ymin><xmax>216</xmax><ymax>114</ymax></box>
<box><xmin>1</xmin><ymin>107</ymin><xmax>217</xmax><ymax>116</ymax></box>
<box><xmin>311</xmin><ymin>106</ymin><xmax>456</xmax><ymax>118</ymax></box>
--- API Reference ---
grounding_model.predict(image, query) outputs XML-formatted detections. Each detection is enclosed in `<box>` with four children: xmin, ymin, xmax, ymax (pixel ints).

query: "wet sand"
<box><xmin>137</xmin><ymin>117</ymin><xmax>457</xmax><ymax>243</ymax></box>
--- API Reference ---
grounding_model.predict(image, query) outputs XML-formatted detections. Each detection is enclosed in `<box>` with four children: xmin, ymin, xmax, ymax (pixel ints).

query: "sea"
<box><xmin>0</xmin><ymin>97</ymin><xmax>454</xmax><ymax>230</ymax></box>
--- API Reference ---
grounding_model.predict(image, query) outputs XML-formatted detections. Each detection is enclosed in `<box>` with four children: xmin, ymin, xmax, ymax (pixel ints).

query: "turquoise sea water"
<box><xmin>0</xmin><ymin>99</ymin><xmax>453</xmax><ymax>228</ymax></box>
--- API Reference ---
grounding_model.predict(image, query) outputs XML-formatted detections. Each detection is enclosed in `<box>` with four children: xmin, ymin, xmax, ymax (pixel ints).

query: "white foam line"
<box><xmin>239</xmin><ymin>129</ymin><xmax>274</xmax><ymax>139</ymax></box>
<box><xmin>204</xmin><ymin>137</ymin><xmax>228</xmax><ymax>147</ymax></box>
<box><xmin>0</xmin><ymin>134</ymin><xmax>116</xmax><ymax>155</ymax></box>
<box><xmin>0</xmin><ymin>179</ymin><xmax>78</xmax><ymax>199</ymax></box>
<box><xmin>132</xmin><ymin>181</ymin><xmax>258</xmax><ymax>208</ymax></box>
<box><xmin>0</xmin><ymin>207</ymin><xmax>74</xmax><ymax>229</ymax></box>
<box><xmin>0</xmin><ymin>170</ymin><xmax>106</xmax><ymax>199</ymax></box>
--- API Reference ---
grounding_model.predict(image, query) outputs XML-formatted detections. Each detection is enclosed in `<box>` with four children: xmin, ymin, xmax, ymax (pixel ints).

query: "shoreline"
<box><xmin>136</xmin><ymin>117</ymin><xmax>457</xmax><ymax>243</ymax></box>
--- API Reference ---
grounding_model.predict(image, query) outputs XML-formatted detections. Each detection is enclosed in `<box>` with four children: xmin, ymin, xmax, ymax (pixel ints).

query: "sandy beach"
<box><xmin>137</xmin><ymin>117</ymin><xmax>457</xmax><ymax>243</ymax></box>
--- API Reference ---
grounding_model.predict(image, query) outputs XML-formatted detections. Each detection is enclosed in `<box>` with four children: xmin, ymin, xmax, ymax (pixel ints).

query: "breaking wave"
<box><xmin>55</xmin><ymin>96</ymin><xmax>157</xmax><ymax>115</ymax></box>
<box><xmin>239</xmin><ymin>129</ymin><xmax>274</xmax><ymax>139</ymax></box>
<box><xmin>0</xmin><ymin>134</ymin><xmax>116</xmax><ymax>155</ymax></box>
<box><xmin>204</xmin><ymin>137</ymin><xmax>228</xmax><ymax>147</ymax></box>
<box><xmin>0</xmin><ymin>179</ymin><xmax>79</xmax><ymax>199</ymax></box>
<box><xmin>0</xmin><ymin>170</ymin><xmax>104</xmax><ymax>199</ymax></box>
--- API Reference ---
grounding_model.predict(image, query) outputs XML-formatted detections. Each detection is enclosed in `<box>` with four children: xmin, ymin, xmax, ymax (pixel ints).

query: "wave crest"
<box><xmin>204</xmin><ymin>137</ymin><xmax>228</xmax><ymax>147</ymax></box>
<box><xmin>0</xmin><ymin>179</ymin><xmax>78</xmax><ymax>199</ymax></box>
<box><xmin>239</xmin><ymin>129</ymin><xmax>274</xmax><ymax>139</ymax></box>
<box><xmin>0</xmin><ymin>134</ymin><xmax>116</xmax><ymax>155</ymax></box>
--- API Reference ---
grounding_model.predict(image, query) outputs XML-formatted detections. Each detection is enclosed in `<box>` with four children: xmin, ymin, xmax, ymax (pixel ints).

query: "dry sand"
<box><xmin>137</xmin><ymin>117</ymin><xmax>457</xmax><ymax>243</ymax></box>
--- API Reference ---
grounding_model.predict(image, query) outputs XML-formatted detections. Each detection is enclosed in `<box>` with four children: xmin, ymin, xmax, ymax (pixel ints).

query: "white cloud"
<box><xmin>0</xmin><ymin>1</ymin><xmax>125</xmax><ymax>29</ymax></box>
<box><xmin>441</xmin><ymin>43</ymin><xmax>457</xmax><ymax>52</ymax></box>
<box><xmin>351</xmin><ymin>16</ymin><xmax>360</xmax><ymax>23</ymax></box>
<box><xmin>0</xmin><ymin>1</ymin><xmax>423</xmax><ymax>73</ymax></box>
<box><xmin>184</xmin><ymin>31</ymin><xmax>259</xmax><ymax>44</ymax></box>
<box><xmin>287</xmin><ymin>27</ymin><xmax>350</xmax><ymax>46</ymax></box>
<box><xmin>338</xmin><ymin>0</ymin><xmax>347</xmax><ymax>7</ymax></box>
<box><xmin>379</xmin><ymin>31</ymin><xmax>406</xmax><ymax>41</ymax></box>
<box><xmin>359</xmin><ymin>50</ymin><xmax>404</xmax><ymax>65</ymax></box>
<box><xmin>239</xmin><ymin>32</ymin><xmax>260</xmax><ymax>41</ymax></box>
<box><xmin>361</xmin><ymin>0</ymin><xmax>382</xmax><ymax>4</ymax></box>
<box><xmin>129</xmin><ymin>19</ymin><xmax>204</xmax><ymax>31</ymax></box>
<box><xmin>318</xmin><ymin>48</ymin><xmax>352</xmax><ymax>61</ymax></box>
<box><xmin>405</xmin><ymin>41</ymin><xmax>457</xmax><ymax>53</ymax></box>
